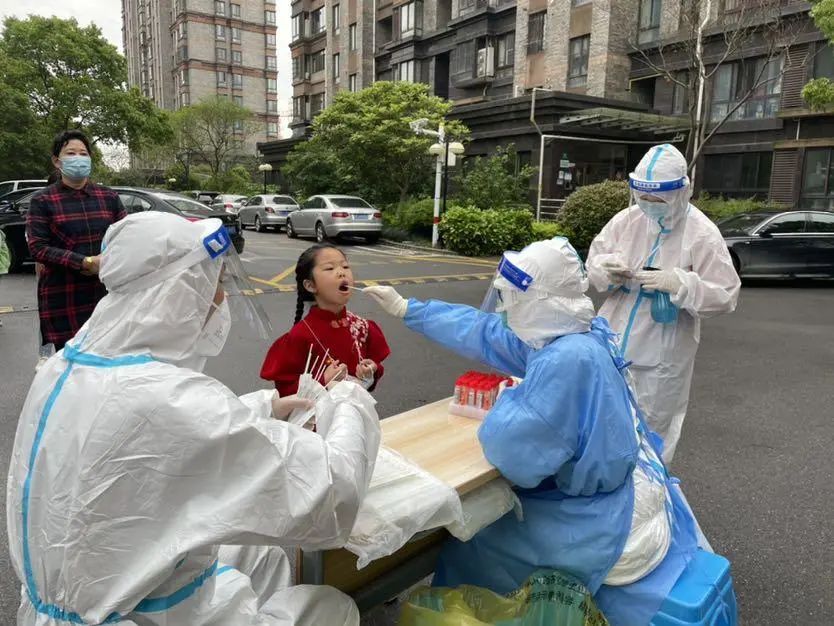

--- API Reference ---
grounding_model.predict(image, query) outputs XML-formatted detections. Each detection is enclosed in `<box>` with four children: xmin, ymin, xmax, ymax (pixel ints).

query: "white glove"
<box><xmin>362</xmin><ymin>285</ymin><xmax>408</xmax><ymax>318</ymax></box>
<box><xmin>272</xmin><ymin>393</ymin><xmax>315</xmax><ymax>420</ymax></box>
<box><xmin>600</xmin><ymin>258</ymin><xmax>634</xmax><ymax>285</ymax></box>
<box><xmin>634</xmin><ymin>269</ymin><xmax>683</xmax><ymax>295</ymax></box>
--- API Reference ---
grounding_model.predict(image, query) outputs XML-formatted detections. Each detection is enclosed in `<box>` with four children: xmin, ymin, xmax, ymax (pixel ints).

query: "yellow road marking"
<box><xmin>405</xmin><ymin>255</ymin><xmax>498</xmax><ymax>267</ymax></box>
<box><xmin>250</xmin><ymin>276</ymin><xmax>283</xmax><ymax>288</ymax></box>
<box><xmin>269</xmin><ymin>264</ymin><xmax>297</xmax><ymax>284</ymax></box>
<box><xmin>357</xmin><ymin>272</ymin><xmax>493</xmax><ymax>283</ymax></box>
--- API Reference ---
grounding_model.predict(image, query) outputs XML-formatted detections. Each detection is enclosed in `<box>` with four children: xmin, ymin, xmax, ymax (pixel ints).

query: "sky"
<box><xmin>0</xmin><ymin>1</ymin><xmax>293</xmax><ymax>139</ymax></box>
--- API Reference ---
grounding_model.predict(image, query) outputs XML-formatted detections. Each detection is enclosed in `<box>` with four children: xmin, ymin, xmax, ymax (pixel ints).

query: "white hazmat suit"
<box><xmin>7</xmin><ymin>212</ymin><xmax>380</xmax><ymax>625</ymax></box>
<box><xmin>587</xmin><ymin>144</ymin><xmax>740</xmax><ymax>463</ymax></box>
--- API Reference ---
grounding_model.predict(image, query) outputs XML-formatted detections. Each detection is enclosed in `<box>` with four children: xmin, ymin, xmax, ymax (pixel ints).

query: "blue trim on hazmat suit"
<box><xmin>403</xmin><ymin>299</ymin><xmax>699</xmax><ymax>626</ymax></box>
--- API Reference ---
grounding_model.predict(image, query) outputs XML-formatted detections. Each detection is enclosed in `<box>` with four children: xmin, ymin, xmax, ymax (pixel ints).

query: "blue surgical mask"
<box><xmin>637</xmin><ymin>199</ymin><xmax>668</xmax><ymax>221</ymax></box>
<box><xmin>60</xmin><ymin>155</ymin><xmax>92</xmax><ymax>181</ymax></box>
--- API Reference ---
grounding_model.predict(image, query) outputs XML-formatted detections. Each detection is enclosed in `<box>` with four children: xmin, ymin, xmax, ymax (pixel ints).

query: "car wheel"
<box><xmin>365</xmin><ymin>234</ymin><xmax>380</xmax><ymax>244</ymax></box>
<box><xmin>286</xmin><ymin>219</ymin><xmax>298</xmax><ymax>238</ymax></box>
<box><xmin>239</xmin><ymin>219</ymin><xmax>247</xmax><ymax>230</ymax></box>
<box><xmin>255</xmin><ymin>216</ymin><xmax>266</xmax><ymax>233</ymax></box>
<box><xmin>315</xmin><ymin>222</ymin><xmax>327</xmax><ymax>243</ymax></box>
<box><xmin>6</xmin><ymin>235</ymin><xmax>21</xmax><ymax>273</ymax></box>
<box><xmin>730</xmin><ymin>251</ymin><xmax>741</xmax><ymax>275</ymax></box>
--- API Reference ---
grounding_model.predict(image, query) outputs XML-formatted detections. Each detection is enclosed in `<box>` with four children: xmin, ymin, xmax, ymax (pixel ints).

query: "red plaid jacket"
<box><xmin>26</xmin><ymin>181</ymin><xmax>126</xmax><ymax>347</ymax></box>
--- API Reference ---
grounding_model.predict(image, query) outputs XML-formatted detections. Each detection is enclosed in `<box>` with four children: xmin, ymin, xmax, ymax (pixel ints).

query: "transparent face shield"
<box><xmin>629</xmin><ymin>175</ymin><xmax>688</xmax><ymax>224</ymax></box>
<box><xmin>480</xmin><ymin>251</ymin><xmax>580</xmax><ymax>315</ymax></box>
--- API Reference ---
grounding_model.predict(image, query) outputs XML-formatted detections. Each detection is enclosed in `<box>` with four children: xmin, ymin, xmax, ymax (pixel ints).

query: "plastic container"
<box><xmin>650</xmin><ymin>550</ymin><xmax>738</xmax><ymax>626</ymax></box>
<box><xmin>449</xmin><ymin>372</ymin><xmax>514</xmax><ymax>420</ymax></box>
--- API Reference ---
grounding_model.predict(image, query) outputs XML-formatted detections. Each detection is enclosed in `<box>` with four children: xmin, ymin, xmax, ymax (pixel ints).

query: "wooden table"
<box><xmin>298</xmin><ymin>397</ymin><xmax>500</xmax><ymax>611</ymax></box>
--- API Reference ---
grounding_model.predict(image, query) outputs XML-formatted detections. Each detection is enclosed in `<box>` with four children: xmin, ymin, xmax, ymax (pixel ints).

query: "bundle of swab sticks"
<box><xmin>288</xmin><ymin>345</ymin><xmax>330</xmax><ymax>428</ymax></box>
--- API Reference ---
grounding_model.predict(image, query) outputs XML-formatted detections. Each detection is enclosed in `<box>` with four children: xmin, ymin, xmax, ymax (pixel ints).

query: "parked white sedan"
<box><xmin>287</xmin><ymin>195</ymin><xmax>383</xmax><ymax>243</ymax></box>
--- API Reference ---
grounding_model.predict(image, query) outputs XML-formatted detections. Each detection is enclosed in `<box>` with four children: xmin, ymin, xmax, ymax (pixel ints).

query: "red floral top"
<box><xmin>261</xmin><ymin>306</ymin><xmax>391</xmax><ymax>396</ymax></box>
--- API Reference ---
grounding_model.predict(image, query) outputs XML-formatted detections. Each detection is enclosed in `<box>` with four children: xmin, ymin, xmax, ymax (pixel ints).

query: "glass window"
<box><xmin>292</xmin><ymin>56</ymin><xmax>303</xmax><ymax>80</ymax></box>
<box><xmin>453</xmin><ymin>41</ymin><xmax>476</xmax><ymax>78</ymax></box>
<box><xmin>333</xmin><ymin>4</ymin><xmax>341</xmax><ymax>32</ymax></box>
<box><xmin>217</xmin><ymin>70</ymin><xmax>227</xmax><ymax>85</ymax></box>
<box><xmin>293</xmin><ymin>96</ymin><xmax>307</xmax><ymax>120</ymax></box>
<box><xmin>311</xmin><ymin>8</ymin><xmax>325</xmax><ymax>33</ymax></box>
<box><xmin>496</xmin><ymin>32</ymin><xmax>515</xmax><ymax>77</ymax></box>
<box><xmin>216</xmin><ymin>25</ymin><xmax>226</xmax><ymax>40</ymax></box>
<box><xmin>567</xmin><ymin>36</ymin><xmax>590</xmax><ymax>88</ymax></box>
<box><xmin>458</xmin><ymin>0</ymin><xmax>475</xmax><ymax>16</ymax></box>
<box><xmin>215</xmin><ymin>0</ymin><xmax>225</xmax><ymax>15</ymax></box>
<box><xmin>311</xmin><ymin>50</ymin><xmax>325</xmax><ymax>73</ymax></box>
<box><xmin>814</xmin><ymin>44</ymin><xmax>834</xmax><ymax>80</ymax></box>
<box><xmin>638</xmin><ymin>0</ymin><xmax>661</xmax><ymax>44</ymax></box>
<box><xmin>180</xmin><ymin>69</ymin><xmax>188</xmax><ymax>85</ymax></box>
<box><xmin>672</xmin><ymin>71</ymin><xmax>689</xmax><ymax>115</ymax></box>
<box><xmin>350</xmin><ymin>23</ymin><xmax>358</xmax><ymax>50</ymax></box>
<box><xmin>266</xmin><ymin>55</ymin><xmax>276</xmax><ymax>69</ymax></box>
<box><xmin>233</xmin><ymin>120</ymin><xmax>244</xmax><ymax>132</ymax></box>
<box><xmin>349</xmin><ymin>73</ymin><xmax>358</xmax><ymax>91</ymax></box>
<box><xmin>330</xmin><ymin>197</ymin><xmax>372</xmax><ymax>208</ymax></box>
<box><xmin>231</xmin><ymin>3</ymin><xmax>240</xmax><ymax>17</ymax></box>
<box><xmin>527</xmin><ymin>13</ymin><xmax>545</xmax><ymax>54</ymax></box>
<box><xmin>232</xmin><ymin>74</ymin><xmax>243</xmax><ymax>88</ymax></box>
<box><xmin>292</xmin><ymin>14</ymin><xmax>304</xmax><ymax>40</ymax></box>
<box><xmin>807</xmin><ymin>212</ymin><xmax>834</xmax><ymax>232</ymax></box>
<box><xmin>177</xmin><ymin>45</ymin><xmax>188</xmax><ymax>62</ymax></box>
<box><xmin>267</xmin><ymin>100</ymin><xmax>278</xmax><ymax>112</ymax></box>
<box><xmin>398</xmin><ymin>1</ymin><xmax>422</xmax><ymax>37</ymax></box>
<box><xmin>267</xmin><ymin>77</ymin><xmax>277</xmax><ymax>92</ymax></box>
<box><xmin>396</xmin><ymin>60</ymin><xmax>415</xmax><ymax>82</ymax></box>
<box><xmin>333</xmin><ymin>53</ymin><xmax>341</xmax><ymax>81</ymax></box>
<box><xmin>265</xmin><ymin>10</ymin><xmax>276</xmax><ymax>24</ymax></box>
<box><xmin>266</xmin><ymin>33</ymin><xmax>276</xmax><ymax>46</ymax></box>
<box><xmin>232</xmin><ymin>50</ymin><xmax>242</xmax><ymax>64</ymax></box>
<box><xmin>233</xmin><ymin>95</ymin><xmax>243</xmax><ymax>106</ymax></box>
<box><xmin>231</xmin><ymin>27</ymin><xmax>241</xmax><ymax>43</ymax></box>
<box><xmin>268</xmin><ymin>121</ymin><xmax>279</xmax><ymax>135</ymax></box>
<box><xmin>310</xmin><ymin>93</ymin><xmax>325</xmax><ymax>115</ymax></box>
<box><xmin>703</xmin><ymin>152</ymin><xmax>771</xmax><ymax>197</ymax></box>
<box><xmin>761</xmin><ymin>214</ymin><xmax>806</xmax><ymax>234</ymax></box>
<box><xmin>710</xmin><ymin>57</ymin><xmax>782</xmax><ymax>122</ymax></box>
<box><xmin>216</xmin><ymin>47</ymin><xmax>227</xmax><ymax>61</ymax></box>
<box><xmin>801</xmin><ymin>148</ymin><xmax>834</xmax><ymax>209</ymax></box>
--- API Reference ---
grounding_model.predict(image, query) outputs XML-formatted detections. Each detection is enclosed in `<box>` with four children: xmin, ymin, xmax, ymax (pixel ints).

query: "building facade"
<box><xmin>123</xmin><ymin>0</ymin><xmax>281</xmax><ymax>150</ymax></box>
<box><xmin>265</xmin><ymin>0</ymin><xmax>834</xmax><ymax>208</ymax></box>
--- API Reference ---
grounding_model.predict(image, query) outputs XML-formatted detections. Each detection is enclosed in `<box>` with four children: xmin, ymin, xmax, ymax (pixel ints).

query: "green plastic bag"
<box><xmin>0</xmin><ymin>230</ymin><xmax>10</xmax><ymax>275</ymax></box>
<box><xmin>399</xmin><ymin>570</ymin><xmax>609</xmax><ymax>626</ymax></box>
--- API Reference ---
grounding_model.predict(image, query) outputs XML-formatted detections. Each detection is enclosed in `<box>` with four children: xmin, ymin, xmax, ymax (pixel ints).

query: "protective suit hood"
<box><xmin>629</xmin><ymin>144</ymin><xmax>693</xmax><ymax>226</ymax></box>
<box><xmin>79</xmin><ymin>212</ymin><xmax>223</xmax><ymax>367</ymax></box>
<box><xmin>488</xmin><ymin>237</ymin><xmax>595</xmax><ymax>348</ymax></box>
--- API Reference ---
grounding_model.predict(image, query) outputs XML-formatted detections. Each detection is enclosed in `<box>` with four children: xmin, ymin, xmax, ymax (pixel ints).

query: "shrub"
<box><xmin>529</xmin><ymin>221</ymin><xmax>574</xmax><ymax>244</ymax></box>
<box><xmin>559</xmin><ymin>180</ymin><xmax>630</xmax><ymax>250</ymax></box>
<box><xmin>384</xmin><ymin>198</ymin><xmax>436</xmax><ymax>237</ymax></box>
<box><xmin>695</xmin><ymin>193</ymin><xmax>769</xmax><ymax>222</ymax></box>
<box><xmin>440</xmin><ymin>206</ymin><xmax>533</xmax><ymax>256</ymax></box>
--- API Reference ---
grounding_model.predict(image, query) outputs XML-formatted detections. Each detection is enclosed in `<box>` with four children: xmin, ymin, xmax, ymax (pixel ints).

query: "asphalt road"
<box><xmin>0</xmin><ymin>229</ymin><xmax>832</xmax><ymax>624</ymax></box>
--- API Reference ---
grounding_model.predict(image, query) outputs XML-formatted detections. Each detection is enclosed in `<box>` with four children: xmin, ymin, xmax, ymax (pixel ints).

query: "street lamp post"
<box><xmin>258</xmin><ymin>163</ymin><xmax>273</xmax><ymax>194</ymax></box>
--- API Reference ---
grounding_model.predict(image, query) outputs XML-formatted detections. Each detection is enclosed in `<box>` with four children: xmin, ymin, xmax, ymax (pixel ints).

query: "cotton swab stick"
<box><xmin>314</xmin><ymin>349</ymin><xmax>331</xmax><ymax>381</ymax></box>
<box><xmin>348</xmin><ymin>286</ymin><xmax>365</xmax><ymax>292</ymax></box>
<box><xmin>309</xmin><ymin>355</ymin><xmax>320</xmax><ymax>378</ymax></box>
<box><xmin>304</xmin><ymin>345</ymin><xmax>313</xmax><ymax>375</ymax></box>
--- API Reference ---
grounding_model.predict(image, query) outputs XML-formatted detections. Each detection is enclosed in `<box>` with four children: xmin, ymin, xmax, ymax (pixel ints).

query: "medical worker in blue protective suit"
<box><xmin>7</xmin><ymin>211</ymin><xmax>381</xmax><ymax>626</ymax></box>
<box><xmin>364</xmin><ymin>237</ymin><xmax>700</xmax><ymax>626</ymax></box>
<box><xmin>587</xmin><ymin>144</ymin><xmax>740</xmax><ymax>463</ymax></box>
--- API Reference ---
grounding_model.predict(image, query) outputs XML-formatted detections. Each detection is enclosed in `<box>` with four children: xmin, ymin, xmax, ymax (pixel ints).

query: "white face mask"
<box><xmin>195</xmin><ymin>298</ymin><xmax>231</xmax><ymax>356</ymax></box>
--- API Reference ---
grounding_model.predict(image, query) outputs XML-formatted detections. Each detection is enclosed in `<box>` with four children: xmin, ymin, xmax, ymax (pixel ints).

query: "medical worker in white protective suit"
<box><xmin>587</xmin><ymin>144</ymin><xmax>740</xmax><ymax>463</ymax></box>
<box><xmin>7</xmin><ymin>211</ymin><xmax>381</xmax><ymax>626</ymax></box>
<box><xmin>363</xmin><ymin>238</ymin><xmax>704</xmax><ymax>626</ymax></box>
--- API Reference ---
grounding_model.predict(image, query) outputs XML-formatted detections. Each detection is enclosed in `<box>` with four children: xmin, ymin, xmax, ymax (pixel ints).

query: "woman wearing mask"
<box><xmin>27</xmin><ymin>130</ymin><xmax>126</xmax><ymax>356</ymax></box>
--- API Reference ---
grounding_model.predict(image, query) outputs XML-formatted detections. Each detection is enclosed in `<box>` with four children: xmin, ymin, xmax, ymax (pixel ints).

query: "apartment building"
<box><xmin>123</xmin><ymin>0</ymin><xmax>282</xmax><ymax>150</ymax></box>
<box><xmin>263</xmin><ymin>0</ymin><xmax>834</xmax><ymax>207</ymax></box>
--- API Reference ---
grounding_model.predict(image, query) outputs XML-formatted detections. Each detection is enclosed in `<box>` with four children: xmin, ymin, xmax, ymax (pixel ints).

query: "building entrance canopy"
<box><xmin>558</xmin><ymin>107</ymin><xmax>689</xmax><ymax>139</ymax></box>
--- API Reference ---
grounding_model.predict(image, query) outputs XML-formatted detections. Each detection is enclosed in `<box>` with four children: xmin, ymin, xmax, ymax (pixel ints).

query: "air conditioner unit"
<box><xmin>476</xmin><ymin>46</ymin><xmax>495</xmax><ymax>78</ymax></box>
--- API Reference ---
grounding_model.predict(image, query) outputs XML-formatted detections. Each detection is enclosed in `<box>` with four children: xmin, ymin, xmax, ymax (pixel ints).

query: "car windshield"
<box><xmin>160</xmin><ymin>196</ymin><xmax>213</xmax><ymax>215</ymax></box>
<box><xmin>221</xmin><ymin>195</ymin><xmax>246</xmax><ymax>202</ymax></box>
<box><xmin>329</xmin><ymin>197</ymin><xmax>372</xmax><ymax>208</ymax></box>
<box><xmin>718</xmin><ymin>213</ymin><xmax>774</xmax><ymax>236</ymax></box>
<box><xmin>272</xmin><ymin>196</ymin><xmax>297</xmax><ymax>205</ymax></box>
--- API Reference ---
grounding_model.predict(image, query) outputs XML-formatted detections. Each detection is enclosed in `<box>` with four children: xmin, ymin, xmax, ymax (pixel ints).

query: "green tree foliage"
<box><xmin>284</xmin><ymin>82</ymin><xmax>468</xmax><ymax>205</ymax></box>
<box><xmin>559</xmin><ymin>180</ymin><xmax>631</xmax><ymax>250</ymax></box>
<box><xmin>453</xmin><ymin>144</ymin><xmax>535</xmax><ymax>210</ymax></box>
<box><xmin>806</xmin><ymin>2</ymin><xmax>834</xmax><ymax>108</ymax></box>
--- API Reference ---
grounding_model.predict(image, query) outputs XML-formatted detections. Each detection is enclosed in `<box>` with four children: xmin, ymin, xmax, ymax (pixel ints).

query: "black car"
<box><xmin>0</xmin><ymin>187</ymin><xmax>244</xmax><ymax>273</ymax></box>
<box><xmin>719</xmin><ymin>210</ymin><xmax>834</xmax><ymax>278</ymax></box>
<box><xmin>112</xmin><ymin>187</ymin><xmax>245</xmax><ymax>254</ymax></box>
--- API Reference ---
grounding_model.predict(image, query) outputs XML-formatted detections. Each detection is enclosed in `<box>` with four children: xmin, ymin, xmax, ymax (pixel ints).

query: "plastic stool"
<box><xmin>650</xmin><ymin>550</ymin><xmax>738</xmax><ymax>626</ymax></box>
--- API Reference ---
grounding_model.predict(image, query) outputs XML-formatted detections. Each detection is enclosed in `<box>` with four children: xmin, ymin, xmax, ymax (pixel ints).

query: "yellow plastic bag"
<box><xmin>399</xmin><ymin>570</ymin><xmax>609</xmax><ymax>626</ymax></box>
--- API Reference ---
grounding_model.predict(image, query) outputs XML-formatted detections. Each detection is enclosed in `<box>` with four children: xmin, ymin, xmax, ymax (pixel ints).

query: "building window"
<box><xmin>349</xmin><ymin>73</ymin><xmax>358</xmax><ymax>91</ymax></box>
<box><xmin>266</xmin><ymin>33</ymin><xmax>276</xmax><ymax>47</ymax></box>
<box><xmin>567</xmin><ymin>36</ymin><xmax>590</xmax><ymax>88</ymax></box>
<box><xmin>572</xmin><ymin>0</ymin><xmax>592</xmax><ymax>5</ymax></box>
<box><xmin>710</xmin><ymin>57</ymin><xmax>782</xmax><ymax>122</ymax></box>
<box><xmin>496</xmin><ymin>32</ymin><xmax>515</xmax><ymax>78</ymax></box>
<box><xmin>396</xmin><ymin>1</ymin><xmax>422</xmax><ymax>38</ymax></box>
<box><xmin>217</xmin><ymin>70</ymin><xmax>227</xmax><ymax>85</ymax></box>
<box><xmin>231</xmin><ymin>3</ymin><xmax>240</xmax><ymax>17</ymax></box>
<box><xmin>266</xmin><ymin>55</ymin><xmax>277</xmax><ymax>70</ymax></box>
<box><xmin>231</xmin><ymin>27</ymin><xmax>241</xmax><ymax>43</ymax></box>
<box><xmin>292</xmin><ymin>56</ymin><xmax>303</xmax><ymax>80</ymax></box>
<box><xmin>527</xmin><ymin>12</ymin><xmax>545</xmax><ymax>54</ymax></box>
<box><xmin>228</xmin><ymin>50</ymin><xmax>239</xmax><ymax>64</ymax></box>
<box><xmin>396</xmin><ymin>60</ymin><xmax>415</xmax><ymax>82</ymax></box>
<box><xmin>672</xmin><ymin>71</ymin><xmax>689</xmax><ymax>115</ymax></box>
<box><xmin>177</xmin><ymin>22</ymin><xmax>187</xmax><ymax>40</ymax></box>
<box><xmin>177</xmin><ymin>45</ymin><xmax>188</xmax><ymax>62</ymax></box>
<box><xmin>268</xmin><ymin>121</ymin><xmax>279</xmax><ymax>135</ymax></box>
<box><xmin>333</xmin><ymin>53</ymin><xmax>341</xmax><ymax>82</ymax></box>
<box><xmin>267</xmin><ymin>77</ymin><xmax>278</xmax><ymax>92</ymax></box>
<box><xmin>233</xmin><ymin>95</ymin><xmax>243</xmax><ymax>106</ymax></box>
<box><xmin>216</xmin><ymin>25</ymin><xmax>226</xmax><ymax>40</ymax></box>
<box><xmin>179</xmin><ymin>69</ymin><xmax>188</xmax><ymax>85</ymax></box>
<box><xmin>216</xmin><ymin>47</ymin><xmax>227</xmax><ymax>61</ymax></box>
<box><xmin>232</xmin><ymin>73</ymin><xmax>243</xmax><ymax>88</ymax></box>
<box><xmin>215</xmin><ymin>0</ymin><xmax>225</xmax><ymax>15</ymax></box>
<box><xmin>703</xmin><ymin>152</ymin><xmax>772</xmax><ymax>198</ymax></box>
<box><xmin>801</xmin><ymin>148</ymin><xmax>834</xmax><ymax>209</ymax></box>
<box><xmin>638</xmin><ymin>0</ymin><xmax>661</xmax><ymax>45</ymax></box>
<box><xmin>310</xmin><ymin>92</ymin><xmax>325</xmax><ymax>115</ymax></box>
<box><xmin>292</xmin><ymin>14</ymin><xmax>304</xmax><ymax>41</ymax></box>
<box><xmin>311</xmin><ymin>8</ymin><xmax>325</xmax><ymax>34</ymax></box>
<box><xmin>180</xmin><ymin>91</ymin><xmax>190</xmax><ymax>106</ymax></box>
<box><xmin>267</xmin><ymin>99</ymin><xmax>278</xmax><ymax>112</ymax></box>
<box><xmin>265</xmin><ymin>9</ymin><xmax>276</xmax><ymax>24</ymax></box>
<box><xmin>293</xmin><ymin>95</ymin><xmax>307</xmax><ymax>120</ymax></box>
<box><xmin>311</xmin><ymin>50</ymin><xmax>325</xmax><ymax>73</ymax></box>
<box><xmin>453</xmin><ymin>41</ymin><xmax>476</xmax><ymax>78</ymax></box>
<box><xmin>814</xmin><ymin>44</ymin><xmax>834</xmax><ymax>80</ymax></box>
<box><xmin>349</xmin><ymin>23</ymin><xmax>358</xmax><ymax>50</ymax></box>
<box><xmin>333</xmin><ymin>4</ymin><xmax>341</xmax><ymax>33</ymax></box>
<box><xmin>233</xmin><ymin>120</ymin><xmax>243</xmax><ymax>132</ymax></box>
<box><xmin>458</xmin><ymin>0</ymin><xmax>476</xmax><ymax>17</ymax></box>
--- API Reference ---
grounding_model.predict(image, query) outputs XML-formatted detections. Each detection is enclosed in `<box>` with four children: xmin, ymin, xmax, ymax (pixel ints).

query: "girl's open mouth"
<box><xmin>338</xmin><ymin>281</ymin><xmax>350</xmax><ymax>293</ymax></box>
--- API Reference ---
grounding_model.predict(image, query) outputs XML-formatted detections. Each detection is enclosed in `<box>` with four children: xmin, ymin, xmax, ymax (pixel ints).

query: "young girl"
<box><xmin>261</xmin><ymin>243</ymin><xmax>391</xmax><ymax>396</ymax></box>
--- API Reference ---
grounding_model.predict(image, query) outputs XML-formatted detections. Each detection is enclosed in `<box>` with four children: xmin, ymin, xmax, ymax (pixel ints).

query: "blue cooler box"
<box><xmin>650</xmin><ymin>550</ymin><xmax>738</xmax><ymax>626</ymax></box>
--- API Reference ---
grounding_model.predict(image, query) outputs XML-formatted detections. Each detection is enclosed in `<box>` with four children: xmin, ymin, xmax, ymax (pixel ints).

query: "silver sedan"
<box><xmin>286</xmin><ymin>195</ymin><xmax>382</xmax><ymax>243</ymax></box>
<box><xmin>239</xmin><ymin>195</ymin><xmax>300</xmax><ymax>232</ymax></box>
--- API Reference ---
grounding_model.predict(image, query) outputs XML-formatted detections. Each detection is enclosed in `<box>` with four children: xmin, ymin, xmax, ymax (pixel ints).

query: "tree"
<box><xmin>615</xmin><ymin>0</ymin><xmax>808</xmax><ymax>174</ymax></box>
<box><xmin>804</xmin><ymin>0</ymin><xmax>834</xmax><ymax>109</ymax></box>
<box><xmin>170</xmin><ymin>97</ymin><xmax>258</xmax><ymax>181</ymax></box>
<box><xmin>283</xmin><ymin>82</ymin><xmax>468</xmax><ymax>205</ymax></box>
<box><xmin>453</xmin><ymin>144</ymin><xmax>536</xmax><ymax>210</ymax></box>
<box><xmin>0</xmin><ymin>16</ymin><xmax>170</xmax><ymax>151</ymax></box>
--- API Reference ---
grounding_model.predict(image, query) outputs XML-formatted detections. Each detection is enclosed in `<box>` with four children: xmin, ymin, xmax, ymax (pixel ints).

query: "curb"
<box><xmin>380</xmin><ymin>239</ymin><xmax>498</xmax><ymax>262</ymax></box>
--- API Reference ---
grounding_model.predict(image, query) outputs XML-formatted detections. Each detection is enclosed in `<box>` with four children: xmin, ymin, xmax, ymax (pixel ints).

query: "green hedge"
<box><xmin>559</xmin><ymin>180</ymin><xmax>631</xmax><ymax>251</ymax></box>
<box><xmin>695</xmin><ymin>194</ymin><xmax>769</xmax><ymax>221</ymax></box>
<box><xmin>383</xmin><ymin>198</ymin><xmax>436</xmax><ymax>238</ymax></box>
<box><xmin>530</xmin><ymin>221</ymin><xmax>573</xmax><ymax>243</ymax></box>
<box><xmin>440</xmin><ymin>206</ymin><xmax>533</xmax><ymax>256</ymax></box>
